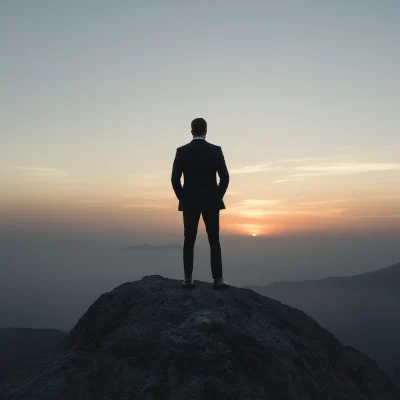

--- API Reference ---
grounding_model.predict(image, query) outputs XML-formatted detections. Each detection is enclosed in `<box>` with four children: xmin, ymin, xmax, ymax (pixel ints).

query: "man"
<box><xmin>171</xmin><ymin>118</ymin><xmax>230</xmax><ymax>290</ymax></box>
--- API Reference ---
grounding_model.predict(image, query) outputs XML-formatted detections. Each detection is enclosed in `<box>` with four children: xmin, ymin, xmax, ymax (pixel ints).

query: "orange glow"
<box><xmin>1</xmin><ymin>179</ymin><xmax>400</xmax><ymax>236</ymax></box>
<box><xmin>228</xmin><ymin>223</ymin><xmax>277</xmax><ymax>237</ymax></box>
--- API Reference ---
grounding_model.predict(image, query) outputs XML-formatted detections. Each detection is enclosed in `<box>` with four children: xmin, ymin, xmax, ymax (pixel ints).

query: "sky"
<box><xmin>1</xmin><ymin>1</ymin><xmax>400</xmax><ymax>237</ymax></box>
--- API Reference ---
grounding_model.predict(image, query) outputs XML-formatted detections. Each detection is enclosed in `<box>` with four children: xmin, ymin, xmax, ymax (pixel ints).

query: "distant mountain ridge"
<box><xmin>246</xmin><ymin>261</ymin><xmax>400</xmax><ymax>376</ymax></box>
<box><xmin>0</xmin><ymin>327</ymin><xmax>66</xmax><ymax>381</ymax></box>
<box><xmin>250</xmin><ymin>261</ymin><xmax>400</xmax><ymax>290</ymax></box>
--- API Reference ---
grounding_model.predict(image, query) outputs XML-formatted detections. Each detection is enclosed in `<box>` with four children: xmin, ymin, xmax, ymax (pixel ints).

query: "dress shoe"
<box><xmin>182</xmin><ymin>278</ymin><xmax>195</xmax><ymax>289</ymax></box>
<box><xmin>213</xmin><ymin>278</ymin><xmax>230</xmax><ymax>290</ymax></box>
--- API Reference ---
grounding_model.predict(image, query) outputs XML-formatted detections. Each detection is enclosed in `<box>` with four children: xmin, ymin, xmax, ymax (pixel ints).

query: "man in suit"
<box><xmin>171</xmin><ymin>118</ymin><xmax>230</xmax><ymax>290</ymax></box>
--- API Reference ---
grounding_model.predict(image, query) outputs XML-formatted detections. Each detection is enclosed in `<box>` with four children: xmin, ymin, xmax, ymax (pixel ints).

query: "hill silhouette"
<box><xmin>247</xmin><ymin>261</ymin><xmax>400</xmax><ymax>375</ymax></box>
<box><xmin>0</xmin><ymin>328</ymin><xmax>66</xmax><ymax>381</ymax></box>
<box><xmin>1</xmin><ymin>275</ymin><xmax>398</xmax><ymax>399</ymax></box>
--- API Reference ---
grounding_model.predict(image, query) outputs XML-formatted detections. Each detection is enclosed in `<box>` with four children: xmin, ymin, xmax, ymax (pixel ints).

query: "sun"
<box><xmin>235</xmin><ymin>223</ymin><xmax>272</xmax><ymax>237</ymax></box>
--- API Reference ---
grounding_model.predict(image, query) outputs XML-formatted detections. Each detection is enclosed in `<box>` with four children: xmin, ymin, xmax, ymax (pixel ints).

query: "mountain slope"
<box><xmin>1</xmin><ymin>275</ymin><xmax>398</xmax><ymax>399</ymax></box>
<box><xmin>247</xmin><ymin>261</ymin><xmax>400</xmax><ymax>375</ymax></box>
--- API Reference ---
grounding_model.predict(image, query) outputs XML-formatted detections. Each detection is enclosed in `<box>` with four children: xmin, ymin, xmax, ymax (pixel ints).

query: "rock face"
<box><xmin>1</xmin><ymin>275</ymin><xmax>398</xmax><ymax>400</ymax></box>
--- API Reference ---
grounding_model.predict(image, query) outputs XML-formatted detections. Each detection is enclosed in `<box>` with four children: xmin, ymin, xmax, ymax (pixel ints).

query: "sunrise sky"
<box><xmin>1</xmin><ymin>1</ymin><xmax>399</xmax><ymax>237</ymax></box>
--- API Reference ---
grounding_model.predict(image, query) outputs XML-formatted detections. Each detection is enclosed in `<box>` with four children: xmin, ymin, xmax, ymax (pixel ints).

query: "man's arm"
<box><xmin>171</xmin><ymin>148</ymin><xmax>183</xmax><ymax>200</ymax></box>
<box><xmin>217</xmin><ymin>147</ymin><xmax>229</xmax><ymax>198</ymax></box>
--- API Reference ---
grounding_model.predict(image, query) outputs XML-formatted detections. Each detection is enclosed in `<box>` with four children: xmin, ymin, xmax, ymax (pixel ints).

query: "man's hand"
<box><xmin>171</xmin><ymin>148</ymin><xmax>183</xmax><ymax>200</ymax></box>
<box><xmin>217</xmin><ymin>147</ymin><xmax>229</xmax><ymax>198</ymax></box>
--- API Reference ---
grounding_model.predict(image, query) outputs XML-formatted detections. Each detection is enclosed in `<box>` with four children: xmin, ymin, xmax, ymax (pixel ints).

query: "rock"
<box><xmin>145</xmin><ymin>392</ymin><xmax>155</xmax><ymax>400</ymax></box>
<box><xmin>1</xmin><ymin>275</ymin><xmax>399</xmax><ymax>400</ymax></box>
<box><xmin>216</xmin><ymin>342</ymin><xmax>226</xmax><ymax>354</ymax></box>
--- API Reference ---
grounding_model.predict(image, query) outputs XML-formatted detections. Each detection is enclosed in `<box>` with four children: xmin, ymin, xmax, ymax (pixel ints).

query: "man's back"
<box><xmin>171</xmin><ymin>139</ymin><xmax>229</xmax><ymax>211</ymax></box>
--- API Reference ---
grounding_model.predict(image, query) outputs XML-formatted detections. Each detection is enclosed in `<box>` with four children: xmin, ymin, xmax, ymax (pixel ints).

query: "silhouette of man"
<box><xmin>171</xmin><ymin>118</ymin><xmax>230</xmax><ymax>290</ymax></box>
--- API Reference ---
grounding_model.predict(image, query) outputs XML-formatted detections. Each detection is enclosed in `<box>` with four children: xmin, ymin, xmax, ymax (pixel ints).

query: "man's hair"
<box><xmin>191</xmin><ymin>118</ymin><xmax>207</xmax><ymax>136</ymax></box>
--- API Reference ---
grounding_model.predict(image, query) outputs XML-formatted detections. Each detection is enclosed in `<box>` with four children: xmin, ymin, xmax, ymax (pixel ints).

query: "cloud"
<box><xmin>224</xmin><ymin>198</ymin><xmax>281</xmax><ymax>218</ymax></box>
<box><xmin>234</xmin><ymin>223</ymin><xmax>266</xmax><ymax>234</ymax></box>
<box><xmin>296</xmin><ymin>199</ymin><xmax>355</xmax><ymax>206</ymax></box>
<box><xmin>366</xmin><ymin>194</ymin><xmax>400</xmax><ymax>201</ymax></box>
<box><xmin>273</xmin><ymin>162</ymin><xmax>400</xmax><ymax>183</ymax></box>
<box><xmin>225</xmin><ymin>197</ymin><xmax>347</xmax><ymax>219</ymax></box>
<box><xmin>123</xmin><ymin>191</ymin><xmax>171</xmax><ymax>199</ymax></box>
<box><xmin>275</xmin><ymin>158</ymin><xmax>314</xmax><ymax>163</ymax></box>
<box><xmin>122</xmin><ymin>204</ymin><xmax>170</xmax><ymax>210</ymax></box>
<box><xmin>230</xmin><ymin>164</ymin><xmax>285</xmax><ymax>175</ymax></box>
<box><xmin>227</xmin><ymin>207</ymin><xmax>345</xmax><ymax>218</ymax></box>
<box><xmin>230</xmin><ymin>144</ymin><xmax>400</xmax><ymax>182</ymax></box>
<box><xmin>76</xmin><ymin>200</ymin><xmax>105</xmax><ymax>206</ymax></box>
<box><xmin>273</xmin><ymin>177</ymin><xmax>306</xmax><ymax>183</ymax></box>
<box><xmin>10</xmin><ymin>165</ymin><xmax>68</xmax><ymax>178</ymax></box>
<box><xmin>241</xmin><ymin>199</ymin><xmax>280</xmax><ymax>207</ymax></box>
<box><xmin>351</xmin><ymin>215</ymin><xmax>400</xmax><ymax>219</ymax></box>
<box><xmin>296</xmin><ymin>162</ymin><xmax>400</xmax><ymax>175</ymax></box>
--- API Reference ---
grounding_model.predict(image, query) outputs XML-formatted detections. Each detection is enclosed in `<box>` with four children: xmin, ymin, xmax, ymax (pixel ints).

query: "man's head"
<box><xmin>191</xmin><ymin>118</ymin><xmax>207</xmax><ymax>138</ymax></box>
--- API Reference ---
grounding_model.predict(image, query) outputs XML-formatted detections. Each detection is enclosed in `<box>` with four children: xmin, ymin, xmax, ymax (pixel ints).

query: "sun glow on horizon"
<box><xmin>231</xmin><ymin>223</ymin><xmax>275</xmax><ymax>237</ymax></box>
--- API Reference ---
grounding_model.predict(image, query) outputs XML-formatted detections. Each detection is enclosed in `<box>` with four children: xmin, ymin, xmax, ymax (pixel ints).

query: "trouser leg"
<box><xmin>183</xmin><ymin>211</ymin><xmax>201</xmax><ymax>279</ymax></box>
<box><xmin>202</xmin><ymin>210</ymin><xmax>223</xmax><ymax>279</ymax></box>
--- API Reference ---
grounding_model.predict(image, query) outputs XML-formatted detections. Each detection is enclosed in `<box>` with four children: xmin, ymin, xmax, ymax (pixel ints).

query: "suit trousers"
<box><xmin>183</xmin><ymin>210</ymin><xmax>223</xmax><ymax>280</ymax></box>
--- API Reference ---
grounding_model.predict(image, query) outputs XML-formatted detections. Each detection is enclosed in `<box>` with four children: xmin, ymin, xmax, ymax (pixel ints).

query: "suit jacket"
<box><xmin>171</xmin><ymin>139</ymin><xmax>230</xmax><ymax>212</ymax></box>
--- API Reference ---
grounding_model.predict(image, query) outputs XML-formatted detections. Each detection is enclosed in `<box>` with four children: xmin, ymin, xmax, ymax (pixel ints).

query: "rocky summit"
<box><xmin>1</xmin><ymin>275</ymin><xmax>398</xmax><ymax>400</ymax></box>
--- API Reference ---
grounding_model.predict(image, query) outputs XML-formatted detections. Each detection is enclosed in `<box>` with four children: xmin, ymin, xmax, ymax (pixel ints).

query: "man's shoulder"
<box><xmin>205</xmin><ymin>141</ymin><xmax>222</xmax><ymax>150</ymax></box>
<box><xmin>177</xmin><ymin>143</ymin><xmax>190</xmax><ymax>151</ymax></box>
<box><xmin>176</xmin><ymin>141</ymin><xmax>222</xmax><ymax>152</ymax></box>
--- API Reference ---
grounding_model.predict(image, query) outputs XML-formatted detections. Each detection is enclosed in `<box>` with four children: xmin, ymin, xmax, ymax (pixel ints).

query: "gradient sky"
<box><xmin>1</xmin><ymin>1</ymin><xmax>400</xmax><ymax>237</ymax></box>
